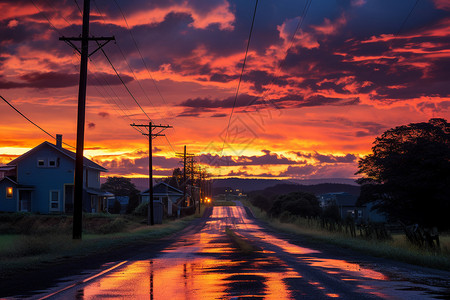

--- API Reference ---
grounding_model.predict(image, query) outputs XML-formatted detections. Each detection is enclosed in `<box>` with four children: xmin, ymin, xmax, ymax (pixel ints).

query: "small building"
<box><xmin>319</xmin><ymin>192</ymin><xmax>365</xmax><ymax>220</ymax></box>
<box><xmin>319</xmin><ymin>192</ymin><xmax>387</xmax><ymax>222</ymax></box>
<box><xmin>0</xmin><ymin>135</ymin><xmax>109</xmax><ymax>213</ymax></box>
<box><xmin>141</xmin><ymin>182</ymin><xmax>184</xmax><ymax>218</ymax></box>
<box><xmin>106</xmin><ymin>195</ymin><xmax>129</xmax><ymax>214</ymax></box>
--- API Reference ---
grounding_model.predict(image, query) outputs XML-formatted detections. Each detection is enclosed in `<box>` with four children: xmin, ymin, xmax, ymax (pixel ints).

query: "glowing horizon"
<box><xmin>1</xmin><ymin>0</ymin><xmax>449</xmax><ymax>179</ymax></box>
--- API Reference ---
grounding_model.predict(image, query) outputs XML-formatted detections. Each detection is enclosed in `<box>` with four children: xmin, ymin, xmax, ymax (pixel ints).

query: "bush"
<box><xmin>269</xmin><ymin>192</ymin><xmax>321</xmax><ymax>218</ymax></box>
<box><xmin>9</xmin><ymin>235</ymin><xmax>64</xmax><ymax>257</ymax></box>
<box><xmin>322</xmin><ymin>204</ymin><xmax>341</xmax><ymax>222</ymax></box>
<box><xmin>111</xmin><ymin>200</ymin><xmax>122</xmax><ymax>214</ymax></box>
<box><xmin>126</xmin><ymin>195</ymin><xmax>140</xmax><ymax>214</ymax></box>
<box><xmin>249</xmin><ymin>194</ymin><xmax>273</xmax><ymax>212</ymax></box>
<box><xmin>134</xmin><ymin>202</ymin><xmax>148</xmax><ymax>216</ymax></box>
<box><xmin>97</xmin><ymin>218</ymin><xmax>128</xmax><ymax>234</ymax></box>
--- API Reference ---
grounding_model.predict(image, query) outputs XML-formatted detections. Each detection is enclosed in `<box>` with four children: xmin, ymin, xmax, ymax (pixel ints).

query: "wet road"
<box><xmin>22</xmin><ymin>204</ymin><xmax>450</xmax><ymax>299</ymax></box>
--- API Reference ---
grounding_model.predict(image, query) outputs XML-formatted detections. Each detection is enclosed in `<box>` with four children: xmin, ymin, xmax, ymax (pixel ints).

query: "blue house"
<box><xmin>319</xmin><ymin>192</ymin><xmax>387</xmax><ymax>223</ymax></box>
<box><xmin>0</xmin><ymin>135</ymin><xmax>109</xmax><ymax>214</ymax></box>
<box><xmin>141</xmin><ymin>182</ymin><xmax>185</xmax><ymax>217</ymax></box>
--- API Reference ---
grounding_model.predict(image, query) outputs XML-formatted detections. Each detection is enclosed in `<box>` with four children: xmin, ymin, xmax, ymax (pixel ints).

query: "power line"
<box><xmin>98</xmin><ymin>46</ymin><xmax>153</xmax><ymax>121</ymax></box>
<box><xmin>88</xmin><ymin>64</ymin><xmax>146</xmax><ymax>135</ymax></box>
<box><xmin>92</xmin><ymin>0</ymin><xmax>177</xmax><ymax>146</ymax></box>
<box><xmin>29</xmin><ymin>0</ymin><xmax>64</xmax><ymax>36</ymax></box>
<box><xmin>114</xmin><ymin>43</ymin><xmax>170</xmax><ymax>124</ymax></box>
<box><xmin>395</xmin><ymin>0</ymin><xmax>420</xmax><ymax>38</ymax></box>
<box><xmin>112</xmin><ymin>0</ymin><xmax>171</xmax><ymax>112</ymax></box>
<box><xmin>69</xmin><ymin>45</ymin><xmax>146</xmax><ymax>135</ymax></box>
<box><xmin>244</xmin><ymin>0</ymin><xmax>313</xmax><ymax>109</ymax></box>
<box><xmin>1</xmin><ymin>95</ymin><xmax>76</xmax><ymax>149</ymax></box>
<box><xmin>222</xmin><ymin>0</ymin><xmax>259</xmax><ymax>154</ymax></box>
<box><xmin>28</xmin><ymin>0</ymin><xmax>146</xmax><ymax>137</ymax></box>
<box><xmin>72</xmin><ymin>0</ymin><xmax>83</xmax><ymax>15</ymax></box>
<box><xmin>164</xmin><ymin>134</ymin><xmax>177</xmax><ymax>154</ymax></box>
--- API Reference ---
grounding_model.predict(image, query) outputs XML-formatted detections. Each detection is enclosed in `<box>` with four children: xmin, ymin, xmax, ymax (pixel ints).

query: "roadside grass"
<box><xmin>213</xmin><ymin>200</ymin><xmax>236</xmax><ymax>206</ymax></box>
<box><xmin>0</xmin><ymin>213</ymin><xmax>200</xmax><ymax>277</ymax></box>
<box><xmin>242</xmin><ymin>200</ymin><xmax>450</xmax><ymax>271</ymax></box>
<box><xmin>225</xmin><ymin>227</ymin><xmax>256</xmax><ymax>255</ymax></box>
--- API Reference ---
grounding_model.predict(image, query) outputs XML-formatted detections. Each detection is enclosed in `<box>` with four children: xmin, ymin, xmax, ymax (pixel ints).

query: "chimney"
<box><xmin>56</xmin><ymin>134</ymin><xmax>62</xmax><ymax>148</ymax></box>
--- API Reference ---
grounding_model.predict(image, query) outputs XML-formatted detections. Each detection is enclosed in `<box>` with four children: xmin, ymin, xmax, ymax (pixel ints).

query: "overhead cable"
<box><xmin>1</xmin><ymin>95</ymin><xmax>76</xmax><ymax>149</ymax></box>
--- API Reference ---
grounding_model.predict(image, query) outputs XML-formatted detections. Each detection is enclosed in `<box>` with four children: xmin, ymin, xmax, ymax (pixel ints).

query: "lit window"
<box><xmin>6</xmin><ymin>187</ymin><xmax>13</xmax><ymax>198</ymax></box>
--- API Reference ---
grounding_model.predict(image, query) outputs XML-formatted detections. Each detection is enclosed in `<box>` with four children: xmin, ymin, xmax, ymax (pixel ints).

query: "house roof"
<box><xmin>0</xmin><ymin>176</ymin><xmax>18</xmax><ymax>185</ymax></box>
<box><xmin>7</xmin><ymin>141</ymin><xmax>107</xmax><ymax>172</ymax></box>
<box><xmin>0</xmin><ymin>165</ymin><xmax>16</xmax><ymax>172</ymax></box>
<box><xmin>320</xmin><ymin>192</ymin><xmax>358</xmax><ymax>206</ymax></box>
<box><xmin>142</xmin><ymin>182</ymin><xmax>183</xmax><ymax>196</ymax></box>
<box><xmin>86</xmin><ymin>187</ymin><xmax>114</xmax><ymax>197</ymax></box>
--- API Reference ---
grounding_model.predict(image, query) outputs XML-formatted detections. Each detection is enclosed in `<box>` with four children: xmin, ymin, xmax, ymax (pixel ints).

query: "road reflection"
<box><xmin>52</xmin><ymin>205</ymin><xmax>448</xmax><ymax>299</ymax></box>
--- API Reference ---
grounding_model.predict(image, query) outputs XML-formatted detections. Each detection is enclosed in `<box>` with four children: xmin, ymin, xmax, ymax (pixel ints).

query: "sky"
<box><xmin>0</xmin><ymin>0</ymin><xmax>449</xmax><ymax>180</ymax></box>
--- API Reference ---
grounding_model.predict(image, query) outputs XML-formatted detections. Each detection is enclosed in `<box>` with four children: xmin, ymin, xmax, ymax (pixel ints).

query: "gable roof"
<box><xmin>321</xmin><ymin>192</ymin><xmax>358</xmax><ymax>206</ymax></box>
<box><xmin>7</xmin><ymin>141</ymin><xmax>107</xmax><ymax>172</ymax></box>
<box><xmin>142</xmin><ymin>182</ymin><xmax>183</xmax><ymax>195</ymax></box>
<box><xmin>0</xmin><ymin>176</ymin><xmax>18</xmax><ymax>185</ymax></box>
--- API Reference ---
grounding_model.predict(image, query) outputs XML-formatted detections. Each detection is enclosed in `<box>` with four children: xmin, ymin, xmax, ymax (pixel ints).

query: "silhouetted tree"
<box><xmin>269</xmin><ymin>192</ymin><xmax>321</xmax><ymax>218</ymax></box>
<box><xmin>112</xmin><ymin>200</ymin><xmax>122</xmax><ymax>214</ymax></box>
<box><xmin>163</xmin><ymin>168</ymin><xmax>183</xmax><ymax>189</ymax></box>
<box><xmin>356</xmin><ymin>118</ymin><xmax>450</xmax><ymax>229</ymax></box>
<box><xmin>249</xmin><ymin>194</ymin><xmax>273</xmax><ymax>212</ymax></box>
<box><xmin>322</xmin><ymin>204</ymin><xmax>341</xmax><ymax>222</ymax></box>
<box><xmin>101</xmin><ymin>177</ymin><xmax>140</xmax><ymax>214</ymax></box>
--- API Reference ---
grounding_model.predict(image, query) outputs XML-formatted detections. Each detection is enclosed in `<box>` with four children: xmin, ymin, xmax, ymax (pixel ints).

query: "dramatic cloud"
<box><xmin>98</xmin><ymin>112</ymin><xmax>110</xmax><ymax>118</ymax></box>
<box><xmin>0</xmin><ymin>72</ymin><xmax>133</xmax><ymax>89</ymax></box>
<box><xmin>1</xmin><ymin>0</ymin><xmax>449</xmax><ymax>180</ymax></box>
<box><xmin>199</xmin><ymin>150</ymin><xmax>304</xmax><ymax>167</ymax></box>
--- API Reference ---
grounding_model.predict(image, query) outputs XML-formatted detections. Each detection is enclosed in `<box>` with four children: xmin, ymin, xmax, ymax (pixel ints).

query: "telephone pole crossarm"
<box><xmin>59</xmin><ymin>36</ymin><xmax>115</xmax><ymax>57</ymax></box>
<box><xmin>130</xmin><ymin>122</ymin><xmax>173</xmax><ymax>225</ymax></box>
<box><xmin>60</xmin><ymin>0</ymin><xmax>115</xmax><ymax>240</ymax></box>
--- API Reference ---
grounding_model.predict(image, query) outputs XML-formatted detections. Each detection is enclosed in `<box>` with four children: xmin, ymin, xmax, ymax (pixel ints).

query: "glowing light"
<box><xmin>6</xmin><ymin>187</ymin><xmax>13</xmax><ymax>198</ymax></box>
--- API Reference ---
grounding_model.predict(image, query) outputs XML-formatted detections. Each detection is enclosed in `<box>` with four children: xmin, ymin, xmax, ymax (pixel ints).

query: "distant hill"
<box><xmin>212</xmin><ymin>178</ymin><xmax>283</xmax><ymax>193</ymax></box>
<box><xmin>211</xmin><ymin>177</ymin><xmax>358</xmax><ymax>194</ymax></box>
<box><xmin>100</xmin><ymin>177</ymin><xmax>359</xmax><ymax>194</ymax></box>
<box><xmin>249</xmin><ymin>183</ymin><xmax>360</xmax><ymax>198</ymax></box>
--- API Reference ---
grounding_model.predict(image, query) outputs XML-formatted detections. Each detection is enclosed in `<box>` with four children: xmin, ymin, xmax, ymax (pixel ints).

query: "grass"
<box><xmin>242</xmin><ymin>199</ymin><xmax>450</xmax><ymax>271</ymax></box>
<box><xmin>225</xmin><ymin>227</ymin><xmax>256</xmax><ymax>255</ymax></box>
<box><xmin>213</xmin><ymin>200</ymin><xmax>236</xmax><ymax>206</ymax></box>
<box><xmin>0</xmin><ymin>212</ymin><xmax>202</xmax><ymax>277</ymax></box>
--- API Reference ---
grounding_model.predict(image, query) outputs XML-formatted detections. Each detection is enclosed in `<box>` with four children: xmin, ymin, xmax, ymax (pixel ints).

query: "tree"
<box><xmin>249</xmin><ymin>194</ymin><xmax>274</xmax><ymax>212</ymax></box>
<box><xmin>101</xmin><ymin>177</ymin><xmax>140</xmax><ymax>214</ymax></box>
<box><xmin>163</xmin><ymin>168</ymin><xmax>183</xmax><ymax>189</ymax></box>
<box><xmin>269</xmin><ymin>192</ymin><xmax>321</xmax><ymax>218</ymax></box>
<box><xmin>356</xmin><ymin>118</ymin><xmax>450</xmax><ymax>229</ymax></box>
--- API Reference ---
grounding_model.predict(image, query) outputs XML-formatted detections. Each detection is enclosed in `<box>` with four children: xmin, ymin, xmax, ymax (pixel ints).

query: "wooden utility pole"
<box><xmin>188</xmin><ymin>156</ymin><xmax>195</xmax><ymax>210</ymax></box>
<box><xmin>131</xmin><ymin>122</ymin><xmax>172</xmax><ymax>225</ymax></box>
<box><xmin>176</xmin><ymin>146</ymin><xmax>194</xmax><ymax>207</ymax></box>
<box><xmin>60</xmin><ymin>0</ymin><xmax>114</xmax><ymax>239</ymax></box>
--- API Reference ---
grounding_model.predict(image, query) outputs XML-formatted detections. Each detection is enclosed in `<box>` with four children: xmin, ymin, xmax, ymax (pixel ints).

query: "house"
<box><xmin>141</xmin><ymin>182</ymin><xmax>184</xmax><ymax>217</ymax></box>
<box><xmin>319</xmin><ymin>192</ymin><xmax>387</xmax><ymax>223</ymax></box>
<box><xmin>106</xmin><ymin>195</ymin><xmax>129</xmax><ymax>214</ymax></box>
<box><xmin>319</xmin><ymin>192</ymin><xmax>365</xmax><ymax>220</ymax></box>
<box><xmin>0</xmin><ymin>135</ymin><xmax>110</xmax><ymax>214</ymax></box>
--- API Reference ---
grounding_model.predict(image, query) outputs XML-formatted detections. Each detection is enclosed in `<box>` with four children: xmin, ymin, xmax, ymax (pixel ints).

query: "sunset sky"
<box><xmin>1</xmin><ymin>0</ymin><xmax>449</xmax><ymax>180</ymax></box>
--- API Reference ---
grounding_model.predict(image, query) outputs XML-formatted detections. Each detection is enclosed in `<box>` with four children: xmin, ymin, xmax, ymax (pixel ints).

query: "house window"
<box><xmin>49</xmin><ymin>190</ymin><xmax>60</xmax><ymax>211</ymax></box>
<box><xmin>48</xmin><ymin>158</ymin><xmax>57</xmax><ymax>167</ymax></box>
<box><xmin>6</xmin><ymin>187</ymin><xmax>13</xmax><ymax>198</ymax></box>
<box><xmin>37</xmin><ymin>158</ymin><xmax>46</xmax><ymax>167</ymax></box>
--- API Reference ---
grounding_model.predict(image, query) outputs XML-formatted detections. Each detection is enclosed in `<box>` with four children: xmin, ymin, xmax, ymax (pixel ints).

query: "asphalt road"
<box><xmin>6</xmin><ymin>203</ymin><xmax>450</xmax><ymax>299</ymax></box>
